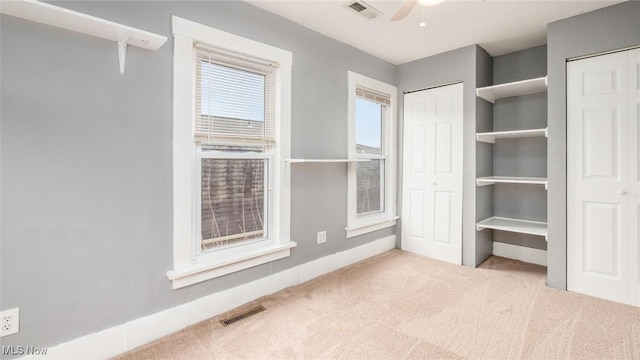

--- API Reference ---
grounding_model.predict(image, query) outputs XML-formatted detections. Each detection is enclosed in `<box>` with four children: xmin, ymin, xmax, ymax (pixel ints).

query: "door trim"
<box><xmin>403</xmin><ymin>81</ymin><xmax>463</xmax><ymax>95</ymax></box>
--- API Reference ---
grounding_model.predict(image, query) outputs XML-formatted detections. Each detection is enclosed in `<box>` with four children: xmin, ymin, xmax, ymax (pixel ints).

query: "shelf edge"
<box><xmin>476</xmin><ymin>216</ymin><xmax>548</xmax><ymax>240</ymax></box>
<box><xmin>476</xmin><ymin>177</ymin><xmax>548</xmax><ymax>187</ymax></box>
<box><xmin>476</xmin><ymin>76</ymin><xmax>548</xmax><ymax>103</ymax></box>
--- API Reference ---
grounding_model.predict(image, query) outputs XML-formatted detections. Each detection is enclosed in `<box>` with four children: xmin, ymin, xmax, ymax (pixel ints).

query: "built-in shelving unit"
<box><xmin>476</xmin><ymin>128</ymin><xmax>547</xmax><ymax>144</ymax></box>
<box><xmin>476</xmin><ymin>70</ymin><xmax>549</xmax><ymax>254</ymax></box>
<box><xmin>285</xmin><ymin>159</ymin><xmax>369</xmax><ymax>163</ymax></box>
<box><xmin>0</xmin><ymin>0</ymin><xmax>167</xmax><ymax>74</ymax></box>
<box><xmin>476</xmin><ymin>176</ymin><xmax>547</xmax><ymax>188</ymax></box>
<box><xmin>476</xmin><ymin>76</ymin><xmax>547</xmax><ymax>104</ymax></box>
<box><xmin>477</xmin><ymin>217</ymin><xmax>547</xmax><ymax>240</ymax></box>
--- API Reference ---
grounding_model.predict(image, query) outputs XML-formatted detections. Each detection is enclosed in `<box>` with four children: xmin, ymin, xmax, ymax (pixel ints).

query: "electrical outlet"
<box><xmin>317</xmin><ymin>230</ymin><xmax>327</xmax><ymax>244</ymax></box>
<box><xmin>0</xmin><ymin>308</ymin><xmax>19</xmax><ymax>337</ymax></box>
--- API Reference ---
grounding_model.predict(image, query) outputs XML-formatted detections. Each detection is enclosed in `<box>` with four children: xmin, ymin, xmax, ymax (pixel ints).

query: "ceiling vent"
<box><xmin>346</xmin><ymin>0</ymin><xmax>382</xmax><ymax>20</ymax></box>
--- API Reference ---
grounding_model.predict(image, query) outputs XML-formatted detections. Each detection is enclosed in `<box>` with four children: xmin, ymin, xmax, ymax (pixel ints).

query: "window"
<box><xmin>356</xmin><ymin>96</ymin><xmax>385</xmax><ymax>216</ymax></box>
<box><xmin>168</xmin><ymin>16</ymin><xmax>295</xmax><ymax>289</ymax></box>
<box><xmin>346</xmin><ymin>72</ymin><xmax>397</xmax><ymax>238</ymax></box>
<box><xmin>194</xmin><ymin>44</ymin><xmax>274</xmax><ymax>253</ymax></box>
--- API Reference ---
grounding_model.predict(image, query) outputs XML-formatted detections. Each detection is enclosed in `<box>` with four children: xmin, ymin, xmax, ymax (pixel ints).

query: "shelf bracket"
<box><xmin>0</xmin><ymin>1</ymin><xmax>168</xmax><ymax>75</ymax></box>
<box><xmin>117</xmin><ymin>35</ymin><xmax>129</xmax><ymax>75</ymax></box>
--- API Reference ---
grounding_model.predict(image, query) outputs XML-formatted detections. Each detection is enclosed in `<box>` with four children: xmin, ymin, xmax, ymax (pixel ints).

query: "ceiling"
<box><xmin>247</xmin><ymin>0</ymin><xmax>624</xmax><ymax>65</ymax></box>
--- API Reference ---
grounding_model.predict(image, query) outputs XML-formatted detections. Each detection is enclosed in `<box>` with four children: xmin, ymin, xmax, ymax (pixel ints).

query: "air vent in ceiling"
<box><xmin>346</xmin><ymin>0</ymin><xmax>382</xmax><ymax>20</ymax></box>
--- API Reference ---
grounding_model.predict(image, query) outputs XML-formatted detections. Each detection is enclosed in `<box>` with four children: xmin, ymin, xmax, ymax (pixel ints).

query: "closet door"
<box><xmin>629</xmin><ymin>49</ymin><xmax>640</xmax><ymax>306</ymax></box>
<box><xmin>401</xmin><ymin>83</ymin><xmax>463</xmax><ymax>265</ymax></box>
<box><xmin>567</xmin><ymin>49</ymin><xmax>639</xmax><ymax>306</ymax></box>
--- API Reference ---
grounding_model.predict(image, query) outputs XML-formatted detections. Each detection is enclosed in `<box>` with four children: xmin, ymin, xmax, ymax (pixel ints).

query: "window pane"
<box><xmin>200</xmin><ymin>62</ymin><xmax>265</xmax><ymax>122</ymax></box>
<box><xmin>201</xmin><ymin>158</ymin><xmax>267</xmax><ymax>250</ymax></box>
<box><xmin>355</xmin><ymin>98</ymin><xmax>382</xmax><ymax>155</ymax></box>
<box><xmin>357</xmin><ymin>159</ymin><xmax>384</xmax><ymax>216</ymax></box>
<box><xmin>194</xmin><ymin>50</ymin><xmax>276</xmax><ymax>145</ymax></box>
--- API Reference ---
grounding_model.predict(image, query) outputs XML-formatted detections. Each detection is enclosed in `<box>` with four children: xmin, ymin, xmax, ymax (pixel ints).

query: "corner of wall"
<box><xmin>474</xmin><ymin>45</ymin><xmax>494</xmax><ymax>267</ymax></box>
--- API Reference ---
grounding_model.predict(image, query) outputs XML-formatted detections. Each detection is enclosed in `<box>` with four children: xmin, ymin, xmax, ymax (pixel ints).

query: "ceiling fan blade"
<box><xmin>390</xmin><ymin>0</ymin><xmax>417</xmax><ymax>22</ymax></box>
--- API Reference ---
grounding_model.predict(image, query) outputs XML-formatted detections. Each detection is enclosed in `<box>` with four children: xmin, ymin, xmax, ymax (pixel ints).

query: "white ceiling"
<box><xmin>247</xmin><ymin>0</ymin><xmax>624</xmax><ymax>65</ymax></box>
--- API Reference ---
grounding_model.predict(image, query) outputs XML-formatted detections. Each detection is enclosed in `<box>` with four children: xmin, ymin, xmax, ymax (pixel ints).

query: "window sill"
<box><xmin>345</xmin><ymin>215</ymin><xmax>398</xmax><ymax>238</ymax></box>
<box><xmin>166</xmin><ymin>241</ymin><xmax>297</xmax><ymax>289</ymax></box>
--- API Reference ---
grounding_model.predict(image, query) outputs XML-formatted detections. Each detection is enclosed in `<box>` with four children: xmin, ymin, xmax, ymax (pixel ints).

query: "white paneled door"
<box><xmin>567</xmin><ymin>48</ymin><xmax>640</xmax><ymax>306</ymax></box>
<box><xmin>401</xmin><ymin>83</ymin><xmax>463</xmax><ymax>264</ymax></box>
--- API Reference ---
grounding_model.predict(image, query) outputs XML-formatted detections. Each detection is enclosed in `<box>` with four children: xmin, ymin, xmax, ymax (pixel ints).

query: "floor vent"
<box><xmin>220</xmin><ymin>305</ymin><xmax>266</xmax><ymax>327</ymax></box>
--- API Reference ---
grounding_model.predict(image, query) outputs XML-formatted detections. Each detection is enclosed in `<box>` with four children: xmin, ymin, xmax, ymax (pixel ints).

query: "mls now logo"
<box><xmin>2</xmin><ymin>345</ymin><xmax>48</xmax><ymax>356</ymax></box>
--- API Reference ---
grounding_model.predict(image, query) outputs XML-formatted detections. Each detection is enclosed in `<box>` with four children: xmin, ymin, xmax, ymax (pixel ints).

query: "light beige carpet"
<box><xmin>116</xmin><ymin>250</ymin><xmax>640</xmax><ymax>360</ymax></box>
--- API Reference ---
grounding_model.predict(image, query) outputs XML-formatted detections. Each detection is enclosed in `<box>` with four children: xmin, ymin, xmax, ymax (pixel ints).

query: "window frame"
<box><xmin>168</xmin><ymin>16</ymin><xmax>295</xmax><ymax>289</ymax></box>
<box><xmin>346</xmin><ymin>71</ymin><xmax>398</xmax><ymax>238</ymax></box>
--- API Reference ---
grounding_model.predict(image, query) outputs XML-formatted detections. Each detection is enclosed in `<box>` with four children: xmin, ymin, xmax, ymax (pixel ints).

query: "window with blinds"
<box><xmin>194</xmin><ymin>43</ymin><xmax>278</xmax><ymax>146</ymax></box>
<box><xmin>194</xmin><ymin>43</ymin><xmax>279</xmax><ymax>251</ymax></box>
<box><xmin>354</xmin><ymin>85</ymin><xmax>390</xmax><ymax>217</ymax></box>
<box><xmin>170</xmin><ymin>16</ymin><xmax>294</xmax><ymax>287</ymax></box>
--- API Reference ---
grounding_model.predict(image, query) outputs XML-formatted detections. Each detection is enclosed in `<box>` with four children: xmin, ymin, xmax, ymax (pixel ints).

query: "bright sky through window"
<box><xmin>355</xmin><ymin>98</ymin><xmax>382</xmax><ymax>153</ymax></box>
<box><xmin>201</xmin><ymin>62</ymin><xmax>265</xmax><ymax>121</ymax></box>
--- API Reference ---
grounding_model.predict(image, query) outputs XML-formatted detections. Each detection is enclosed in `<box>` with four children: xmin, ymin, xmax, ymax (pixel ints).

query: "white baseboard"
<box><xmin>492</xmin><ymin>241</ymin><xmax>547</xmax><ymax>266</ymax></box>
<box><xmin>25</xmin><ymin>235</ymin><xmax>396</xmax><ymax>360</ymax></box>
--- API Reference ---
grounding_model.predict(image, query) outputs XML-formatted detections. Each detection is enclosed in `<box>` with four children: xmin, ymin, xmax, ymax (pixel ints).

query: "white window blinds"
<box><xmin>356</xmin><ymin>85</ymin><xmax>391</xmax><ymax>107</ymax></box>
<box><xmin>194</xmin><ymin>43</ymin><xmax>278</xmax><ymax>146</ymax></box>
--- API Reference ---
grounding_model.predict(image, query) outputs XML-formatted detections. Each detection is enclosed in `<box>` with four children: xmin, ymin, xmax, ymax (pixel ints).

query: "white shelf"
<box><xmin>476</xmin><ymin>127</ymin><xmax>547</xmax><ymax>143</ymax></box>
<box><xmin>286</xmin><ymin>159</ymin><xmax>369</xmax><ymax>163</ymax></box>
<box><xmin>476</xmin><ymin>76</ymin><xmax>547</xmax><ymax>103</ymax></box>
<box><xmin>0</xmin><ymin>0</ymin><xmax>167</xmax><ymax>74</ymax></box>
<box><xmin>476</xmin><ymin>216</ymin><xmax>547</xmax><ymax>240</ymax></box>
<box><xmin>477</xmin><ymin>176</ymin><xmax>548</xmax><ymax>189</ymax></box>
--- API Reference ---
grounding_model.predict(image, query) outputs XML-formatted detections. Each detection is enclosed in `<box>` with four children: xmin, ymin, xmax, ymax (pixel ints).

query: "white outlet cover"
<box><xmin>317</xmin><ymin>231</ymin><xmax>327</xmax><ymax>244</ymax></box>
<box><xmin>0</xmin><ymin>307</ymin><xmax>19</xmax><ymax>337</ymax></box>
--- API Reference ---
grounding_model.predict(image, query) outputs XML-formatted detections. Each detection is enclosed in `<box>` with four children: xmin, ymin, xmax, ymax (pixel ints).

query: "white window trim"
<box><xmin>168</xmin><ymin>16</ymin><xmax>295</xmax><ymax>289</ymax></box>
<box><xmin>346</xmin><ymin>71</ymin><xmax>398</xmax><ymax>238</ymax></box>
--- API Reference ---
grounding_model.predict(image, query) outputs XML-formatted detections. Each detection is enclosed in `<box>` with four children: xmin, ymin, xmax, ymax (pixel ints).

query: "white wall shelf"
<box><xmin>285</xmin><ymin>159</ymin><xmax>369</xmax><ymax>163</ymax></box>
<box><xmin>476</xmin><ymin>76</ymin><xmax>547</xmax><ymax>103</ymax></box>
<box><xmin>0</xmin><ymin>0</ymin><xmax>167</xmax><ymax>74</ymax></box>
<box><xmin>477</xmin><ymin>216</ymin><xmax>547</xmax><ymax>240</ymax></box>
<box><xmin>476</xmin><ymin>176</ymin><xmax>548</xmax><ymax>189</ymax></box>
<box><xmin>476</xmin><ymin>127</ymin><xmax>547</xmax><ymax>143</ymax></box>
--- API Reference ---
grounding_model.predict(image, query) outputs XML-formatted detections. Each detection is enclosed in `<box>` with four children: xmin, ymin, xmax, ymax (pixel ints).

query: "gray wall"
<box><xmin>547</xmin><ymin>1</ymin><xmax>640</xmax><ymax>289</ymax></box>
<box><xmin>396</xmin><ymin>45</ymin><xmax>485</xmax><ymax>267</ymax></box>
<box><xmin>493</xmin><ymin>45</ymin><xmax>547</xmax><ymax>84</ymax></box>
<box><xmin>491</xmin><ymin>45</ymin><xmax>548</xmax><ymax>251</ymax></box>
<box><xmin>0</xmin><ymin>0</ymin><xmax>396</xmax><ymax>350</ymax></box>
<box><xmin>475</xmin><ymin>47</ymin><xmax>494</xmax><ymax>266</ymax></box>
